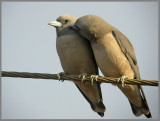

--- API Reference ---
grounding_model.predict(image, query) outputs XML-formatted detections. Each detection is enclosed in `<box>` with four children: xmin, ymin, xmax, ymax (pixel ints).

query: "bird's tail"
<box><xmin>75</xmin><ymin>83</ymin><xmax>106</xmax><ymax>117</ymax></box>
<box><xmin>90</xmin><ymin>98</ymin><xmax>106</xmax><ymax>117</ymax></box>
<box><xmin>129</xmin><ymin>85</ymin><xmax>152</xmax><ymax>118</ymax></box>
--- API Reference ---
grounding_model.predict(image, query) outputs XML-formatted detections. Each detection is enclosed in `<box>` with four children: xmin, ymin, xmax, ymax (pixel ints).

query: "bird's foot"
<box><xmin>79</xmin><ymin>73</ymin><xmax>88</xmax><ymax>82</ymax></box>
<box><xmin>90</xmin><ymin>75</ymin><xmax>99</xmax><ymax>85</ymax></box>
<box><xmin>57</xmin><ymin>72</ymin><xmax>65</xmax><ymax>82</ymax></box>
<box><xmin>117</xmin><ymin>75</ymin><xmax>128</xmax><ymax>87</ymax></box>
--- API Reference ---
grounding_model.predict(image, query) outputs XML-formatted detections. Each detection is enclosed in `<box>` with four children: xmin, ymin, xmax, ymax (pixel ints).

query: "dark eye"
<box><xmin>65</xmin><ymin>20</ymin><xmax>69</xmax><ymax>23</ymax></box>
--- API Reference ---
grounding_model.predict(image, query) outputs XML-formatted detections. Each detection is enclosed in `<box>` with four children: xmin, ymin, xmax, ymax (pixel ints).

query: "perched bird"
<box><xmin>48</xmin><ymin>14</ymin><xmax>106</xmax><ymax>117</ymax></box>
<box><xmin>71</xmin><ymin>15</ymin><xmax>151</xmax><ymax>118</ymax></box>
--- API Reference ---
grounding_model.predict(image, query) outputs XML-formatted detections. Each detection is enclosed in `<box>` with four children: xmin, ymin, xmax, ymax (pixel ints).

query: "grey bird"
<box><xmin>48</xmin><ymin>14</ymin><xmax>106</xmax><ymax>117</ymax></box>
<box><xmin>71</xmin><ymin>15</ymin><xmax>151</xmax><ymax>118</ymax></box>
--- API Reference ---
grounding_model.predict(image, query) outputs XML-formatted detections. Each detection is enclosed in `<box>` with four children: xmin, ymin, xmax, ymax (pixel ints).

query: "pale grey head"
<box><xmin>74</xmin><ymin>15</ymin><xmax>115</xmax><ymax>42</ymax></box>
<box><xmin>49</xmin><ymin>14</ymin><xmax>77</xmax><ymax>36</ymax></box>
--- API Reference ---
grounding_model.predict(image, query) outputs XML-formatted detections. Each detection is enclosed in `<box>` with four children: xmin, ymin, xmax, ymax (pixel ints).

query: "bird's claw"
<box><xmin>57</xmin><ymin>72</ymin><xmax>65</xmax><ymax>82</ymax></box>
<box><xmin>117</xmin><ymin>75</ymin><xmax>128</xmax><ymax>87</ymax></box>
<box><xmin>79</xmin><ymin>73</ymin><xmax>87</xmax><ymax>82</ymax></box>
<box><xmin>90</xmin><ymin>75</ymin><xmax>99</xmax><ymax>85</ymax></box>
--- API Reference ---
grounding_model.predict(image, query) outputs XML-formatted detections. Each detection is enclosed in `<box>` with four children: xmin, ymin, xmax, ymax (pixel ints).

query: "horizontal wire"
<box><xmin>1</xmin><ymin>71</ymin><xmax>158</xmax><ymax>86</ymax></box>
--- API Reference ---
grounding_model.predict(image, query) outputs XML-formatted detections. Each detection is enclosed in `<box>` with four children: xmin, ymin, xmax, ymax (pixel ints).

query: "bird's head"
<box><xmin>48</xmin><ymin>14</ymin><xmax>77</xmax><ymax>33</ymax></box>
<box><xmin>73</xmin><ymin>15</ymin><xmax>114</xmax><ymax>42</ymax></box>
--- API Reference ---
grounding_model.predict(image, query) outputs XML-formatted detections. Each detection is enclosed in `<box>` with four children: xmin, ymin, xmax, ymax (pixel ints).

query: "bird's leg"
<box><xmin>90</xmin><ymin>75</ymin><xmax>99</xmax><ymax>85</ymax></box>
<box><xmin>57</xmin><ymin>72</ymin><xmax>66</xmax><ymax>82</ymax></box>
<box><xmin>117</xmin><ymin>75</ymin><xmax>128</xmax><ymax>87</ymax></box>
<box><xmin>79</xmin><ymin>73</ymin><xmax>87</xmax><ymax>82</ymax></box>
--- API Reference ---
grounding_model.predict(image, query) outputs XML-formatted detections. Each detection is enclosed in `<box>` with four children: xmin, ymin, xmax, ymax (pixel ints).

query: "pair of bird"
<box><xmin>48</xmin><ymin>14</ymin><xmax>151</xmax><ymax>118</ymax></box>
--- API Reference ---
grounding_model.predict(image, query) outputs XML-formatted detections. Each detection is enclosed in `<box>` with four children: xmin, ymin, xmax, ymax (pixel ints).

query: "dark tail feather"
<box><xmin>139</xmin><ymin>85</ymin><xmax>152</xmax><ymax>118</ymax></box>
<box><xmin>75</xmin><ymin>84</ymin><xmax>105</xmax><ymax>116</ymax></box>
<box><xmin>130</xmin><ymin>102</ymin><xmax>152</xmax><ymax>118</ymax></box>
<box><xmin>98</xmin><ymin>112</ymin><xmax>104</xmax><ymax>117</ymax></box>
<box><xmin>145</xmin><ymin>112</ymin><xmax>152</xmax><ymax>118</ymax></box>
<box><xmin>130</xmin><ymin>102</ymin><xmax>143</xmax><ymax>116</ymax></box>
<box><xmin>129</xmin><ymin>85</ymin><xmax>152</xmax><ymax>118</ymax></box>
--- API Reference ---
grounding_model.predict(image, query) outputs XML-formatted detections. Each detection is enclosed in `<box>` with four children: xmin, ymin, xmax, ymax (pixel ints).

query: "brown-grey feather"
<box><xmin>75</xmin><ymin>15</ymin><xmax>115</xmax><ymax>42</ymax></box>
<box><xmin>55</xmin><ymin>14</ymin><xmax>106</xmax><ymax>116</ymax></box>
<box><xmin>112</xmin><ymin>29</ymin><xmax>151</xmax><ymax>118</ymax></box>
<box><xmin>112</xmin><ymin>30</ymin><xmax>137</xmax><ymax>66</ymax></box>
<box><xmin>73</xmin><ymin>14</ymin><xmax>151</xmax><ymax>118</ymax></box>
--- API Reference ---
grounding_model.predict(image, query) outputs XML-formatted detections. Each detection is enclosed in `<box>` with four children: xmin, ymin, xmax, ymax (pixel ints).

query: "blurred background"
<box><xmin>1</xmin><ymin>1</ymin><xmax>159</xmax><ymax>119</ymax></box>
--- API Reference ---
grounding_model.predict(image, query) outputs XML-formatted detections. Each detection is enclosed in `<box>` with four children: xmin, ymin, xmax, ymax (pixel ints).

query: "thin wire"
<box><xmin>1</xmin><ymin>71</ymin><xmax>158</xmax><ymax>86</ymax></box>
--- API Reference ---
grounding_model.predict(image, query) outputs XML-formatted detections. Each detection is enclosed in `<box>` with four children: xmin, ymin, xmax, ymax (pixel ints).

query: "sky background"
<box><xmin>1</xmin><ymin>1</ymin><xmax>159</xmax><ymax>119</ymax></box>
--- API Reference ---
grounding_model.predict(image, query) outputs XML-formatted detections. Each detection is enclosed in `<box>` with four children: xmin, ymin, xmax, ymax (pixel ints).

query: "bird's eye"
<box><xmin>65</xmin><ymin>20</ymin><xmax>69</xmax><ymax>23</ymax></box>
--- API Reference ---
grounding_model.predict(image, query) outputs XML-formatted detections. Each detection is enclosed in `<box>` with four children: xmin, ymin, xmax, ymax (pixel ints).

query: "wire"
<box><xmin>1</xmin><ymin>71</ymin><xmax>158</xmax><ymax>86</ymax></box>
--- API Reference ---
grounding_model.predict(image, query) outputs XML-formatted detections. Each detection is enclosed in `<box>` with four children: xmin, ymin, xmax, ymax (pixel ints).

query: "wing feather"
<box><xmin>112</xmin><ymin>30</ymin><xmax>151</xmax><ymax>118</ymax></box>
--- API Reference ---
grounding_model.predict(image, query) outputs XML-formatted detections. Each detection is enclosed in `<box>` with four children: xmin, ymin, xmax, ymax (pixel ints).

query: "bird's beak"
<box><xmin>48</xmin><ymin>21</ymin><xmax>62</xmax><ymax>27</ymax></box>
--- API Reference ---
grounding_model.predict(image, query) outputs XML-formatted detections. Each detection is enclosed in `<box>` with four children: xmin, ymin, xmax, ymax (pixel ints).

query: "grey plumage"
<box><xmin>112</xmin><ymin>30</ymin><xmax>151</xmax><ymax>118</ymax></box>
<box><xmin>49</xmin><ymin>14</ymin><xmax>106</xmax><ymax>117</ymax></box>
<box><xmin>71</xmin><ymin>14</ymin><xmax>151</xmax><ymax>118</ymax></box>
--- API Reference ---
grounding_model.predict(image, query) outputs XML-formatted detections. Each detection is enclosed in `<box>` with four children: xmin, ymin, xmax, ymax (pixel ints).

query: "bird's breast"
<box><xmin>56</xmin><ymin>33</ymin><xmax>96</xmax><ymax>75</ymax></box>
<box><xmin>91</xmin><ymin>32</ymin><xmax>134</xmax><ymax>78</ymax></box>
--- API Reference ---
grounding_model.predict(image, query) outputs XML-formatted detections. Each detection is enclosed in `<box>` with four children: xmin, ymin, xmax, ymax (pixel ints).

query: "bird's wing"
<box><xmin>112</xmin><ymin>30</ymin><xmax>140</xmax><ymax>79</ymax></box>
<box><xmin>69</xmin><ymin>27</ymin><xmax>105</xmax><ymax>116</ymax></box>
<box><xmin>112</xmin><ymin>30</ymin><xmax>151</xmax><ymax>118</ymax></box>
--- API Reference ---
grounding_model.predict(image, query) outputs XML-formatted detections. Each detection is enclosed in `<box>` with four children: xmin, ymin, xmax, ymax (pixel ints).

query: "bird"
<box><xmin>48</xmin><ymin>14</ymin><xmax>106</xmax><ymax>117</ymax></box>
<box><xmin>71</xmin><ymin>14</ymin><xmax>151</xmax><ymax>118</ymax></box>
